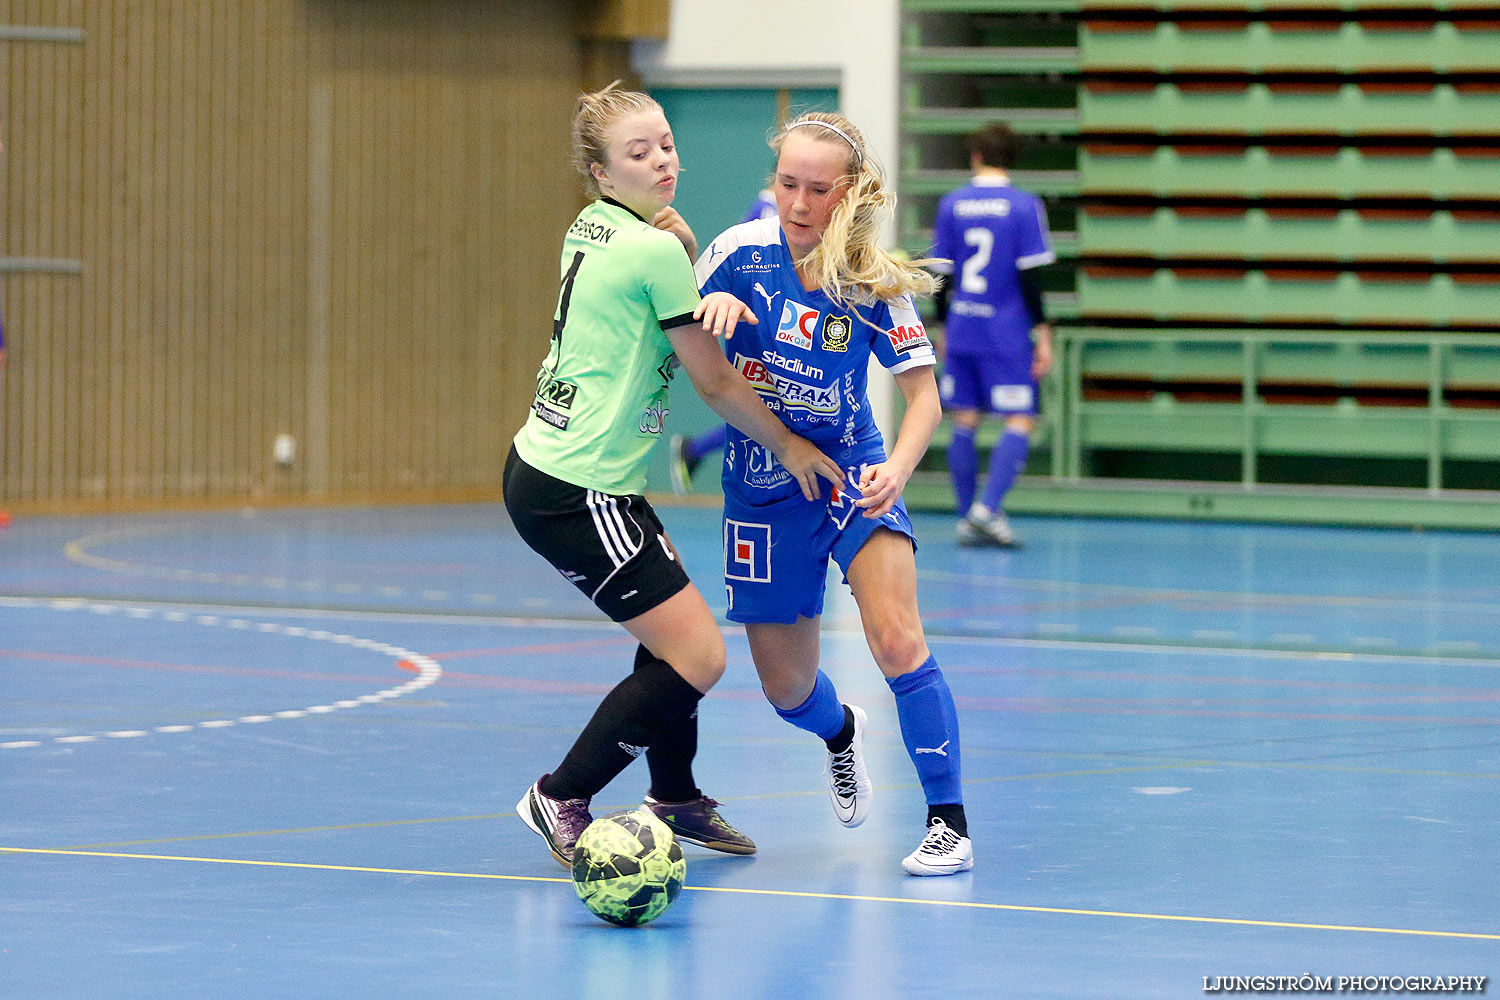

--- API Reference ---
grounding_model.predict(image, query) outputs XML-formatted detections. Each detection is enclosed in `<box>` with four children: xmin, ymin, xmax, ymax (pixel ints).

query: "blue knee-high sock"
<box><xmin>981</xmin><ymin>429</ymin><xmax>1030</xmax><ymax>513</ymax></box>
<box><xmin>774</xmin><ymin>669</ymin><xmax>847</xmax><ymax>742</ymax></box>
<box><xmin>886</xmin><ymin>655</ymin><xmax>963</xmax><ymax>805</ymax></box>
<box><xmin>948</xmin><ymin>425</ymin><xmax>978</xmax><ymax>516</ymax></box>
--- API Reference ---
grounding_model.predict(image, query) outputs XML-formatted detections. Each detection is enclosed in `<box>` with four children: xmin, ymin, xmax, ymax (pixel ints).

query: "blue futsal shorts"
<box><xmin>940</xmin><ymin>349</ymin><xmax>1037</xmax><ymax>415</ymax></box>
<box><xmin>721</xmin><ymin>470</ymin><xmax>917</xmax><ymax>625</ymax></box>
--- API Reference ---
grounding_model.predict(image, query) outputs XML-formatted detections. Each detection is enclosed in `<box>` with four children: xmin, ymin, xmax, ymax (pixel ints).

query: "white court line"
<box><xmin>0</xmin><ymin>598</ymin><xmax>442</xmax><ymax>751</ymax></box>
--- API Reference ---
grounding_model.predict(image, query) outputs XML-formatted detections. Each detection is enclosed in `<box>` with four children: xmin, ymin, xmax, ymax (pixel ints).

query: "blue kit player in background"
<box><xmin>667</xmin><ymin>187</ymin><xmax>777</xmax><ymax>493</ymax></box>
<box><xmin>695</xmin><ymin>111</ymin><xmax>974</xmax><ymax>875</ymax></box>
<box><xmin>931</xmin><ymin>122</ymin><xmax>1055</xmax><ymax>547</ymax></box>
<box><xmin>740</xmin><ymin>187</ymin><xmax>777</xmax><ymax>224</ymax></box>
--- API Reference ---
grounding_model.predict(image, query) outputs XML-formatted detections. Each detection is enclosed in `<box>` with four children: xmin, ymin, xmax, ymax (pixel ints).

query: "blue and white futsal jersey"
<box><xmin>695</xmin><ymin>216</ymin><xmax>936</xmax><ymax>502</ymax></box>
<box><xmin>695</xmin><ymin>217</ymin><xmax>937</xmax><ymax>622</ymax></box>
<box><xmin>932</xmin><ymin>176</ymin><xmax>1054</xmax><ymax>356</ymax></box>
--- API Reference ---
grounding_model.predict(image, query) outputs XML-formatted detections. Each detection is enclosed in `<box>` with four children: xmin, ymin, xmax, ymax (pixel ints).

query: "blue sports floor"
<box><xmin>2</xmin><ymin>502</ymin><xmax>1497</xmax><ymax>998</ymax></box>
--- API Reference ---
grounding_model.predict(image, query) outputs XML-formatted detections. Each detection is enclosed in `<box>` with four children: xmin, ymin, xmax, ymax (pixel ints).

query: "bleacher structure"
<box><xmin>899</xmin><ymin>0</ymin><xmax>1500</xmax><ymax>528</ymax></box>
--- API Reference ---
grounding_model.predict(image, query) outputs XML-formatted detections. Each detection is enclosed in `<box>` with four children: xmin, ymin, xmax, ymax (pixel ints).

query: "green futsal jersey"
<box><xmin>513</xmin><ymin>198</ymin><xmax>702</xmax><ymax>495</ymax></box>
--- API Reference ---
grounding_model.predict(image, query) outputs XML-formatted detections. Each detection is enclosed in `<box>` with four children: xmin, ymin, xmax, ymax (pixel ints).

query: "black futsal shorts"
<box><xmin>503</xmin><ymin>446</ymin><xmax>691</xmax><ymax>623</ymax></box>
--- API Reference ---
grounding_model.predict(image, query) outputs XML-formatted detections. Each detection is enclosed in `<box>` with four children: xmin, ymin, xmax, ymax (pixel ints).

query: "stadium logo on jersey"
<box><xmin>724</xmin><ymin>519</ymin><xmax>773</xmax><ymax>582</ymax></box>
<box><xmin>764</xmin><ymin>349</ymin><xmax>823</xmax><ymax>381</ymax></box>
<box><xmin>776</xmin><ymin>298</ymin><xmax>819</xmax><ymax>351</ymax></box>
<box><xmin>734</xmin><ymin>356</ymin><xmax>839</xmax><ymax>416</ymax></box>
<box><xmin>821</xmin><ymin>315</ymin><xmax>851</xmax><ymax>353</ymax></box>
<box><xmin>885</xmin><ymin>323</ymin><xmax>930</xmax><ymax>355</ymax></box>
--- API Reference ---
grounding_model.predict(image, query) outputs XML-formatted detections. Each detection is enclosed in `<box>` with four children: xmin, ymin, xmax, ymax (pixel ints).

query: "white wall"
<box><xmin>634</xmin><ymin>0</ymin><xmax>906</xmax><ymax>440</ymax></box>
<box><xmin>634</xmin><ymin>1</ymin><xmax>900</xmax><ymax>174</ymax></box>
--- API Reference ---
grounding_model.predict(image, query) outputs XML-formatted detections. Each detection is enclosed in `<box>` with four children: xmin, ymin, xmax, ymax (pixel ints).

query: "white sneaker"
<box><xmin>668</xmin><ymin>434</ymin><xmax>691</xmax><ymax>495</ymax></box>
<box><xmin>958</xmin><ymin>504</ymin><xmax>1017</xmax><ymax>548</ymax></box>
<box><xmin>902</xmin><ymin>818</ymin><xmax>974</xmax><ymax>876</ymax></box>
<box><xmin>825</xmin><ymin>705</ymin><xmax>873</xmax><ymax>828</ymax></box>
<box><xmin>956</xmin><ymin>517</ymin><xmax>979</xmax><ymax>545</ymax></box>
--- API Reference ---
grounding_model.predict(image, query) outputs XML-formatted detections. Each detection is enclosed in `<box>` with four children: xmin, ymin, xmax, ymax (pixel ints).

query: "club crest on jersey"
<box><xmin>776</xmin><ymin>298</ymin><xmax>819</xmax><ymax>351</ymax></box>
<box><xmin>885</xmin><ymin>323</ymin><xmax>930</xmax><ymax>355</ymax></box>
<box><xmin>821</xmin><ymin>315</ymin><xmax>851</xmax><ymax>353</ymax></box>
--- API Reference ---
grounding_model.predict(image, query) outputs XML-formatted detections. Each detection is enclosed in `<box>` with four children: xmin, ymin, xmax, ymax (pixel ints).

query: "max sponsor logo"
<box><xmin>885</xmin><ymin>323</ymin><xmax>930</xmax><ymax>354</ymax></box>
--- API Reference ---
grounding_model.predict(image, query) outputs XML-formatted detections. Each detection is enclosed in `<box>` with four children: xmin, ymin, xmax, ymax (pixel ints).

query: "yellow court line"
<box><xmin>4</xmin><ymin>846</ymin><xmax>1497</xmax><ymax>942</ymax></box>
<box><xmin>62</xmin><ymin>756</ymin><xmax>1500</xmax><ymax>852</ymax></box>
<box><xmin>66</xmin><ymin>814</ymin><xmax>512</xmax><ymax>850</ymax></box>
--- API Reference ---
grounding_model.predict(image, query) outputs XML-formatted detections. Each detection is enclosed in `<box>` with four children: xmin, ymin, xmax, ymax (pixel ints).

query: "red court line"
<box><xmin>422</xmin><ymin>635</ymin><xmax>637</xmax><ymax>661</ymax></box>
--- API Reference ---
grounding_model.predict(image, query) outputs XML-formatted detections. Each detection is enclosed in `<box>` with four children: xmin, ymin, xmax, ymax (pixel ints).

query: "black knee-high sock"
<box><xmin>636</xmin><ymin>645</ymin><xmax>701</xmax><ymax>802</ymax></box>
<box><xmin>543</xmin><ymin>654</ymin><xmax>703</xmax><ymax>801</ymax></box>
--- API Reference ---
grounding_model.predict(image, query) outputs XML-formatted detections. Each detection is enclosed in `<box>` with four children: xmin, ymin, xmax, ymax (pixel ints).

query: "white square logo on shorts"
<box><xmin>724</xmin><ymin>520</ymin><xmax>772</xmax><ymax>582</ymax></box>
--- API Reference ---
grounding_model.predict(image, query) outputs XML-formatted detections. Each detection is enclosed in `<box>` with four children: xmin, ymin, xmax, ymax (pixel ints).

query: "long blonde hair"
<box><xmin>772</xmin><ymin>112</ymin><xmax>940</xmax><ymax>308</ymax></box>
<box><xmin>571</xmin><ymin>81</ymin><xmax>662</xmax><ymax>199</ymax></box>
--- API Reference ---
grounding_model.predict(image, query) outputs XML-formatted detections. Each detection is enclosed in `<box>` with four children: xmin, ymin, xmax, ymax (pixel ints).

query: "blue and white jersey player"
<box><xmin>696</xmin><ymin>212</ymin><xmax>936</xmax><ymax>585</ymax></box>
<box><xmin>692</xmin><ymin>111</ymin><xmax>974</xmax><ymax>877</ymax></box>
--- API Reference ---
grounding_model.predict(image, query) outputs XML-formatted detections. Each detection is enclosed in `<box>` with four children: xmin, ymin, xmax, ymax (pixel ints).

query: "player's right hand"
<box><xmin>694</xmin><ymin>292</ymin><xmax>758</xmax><ymax>340</ymax></box>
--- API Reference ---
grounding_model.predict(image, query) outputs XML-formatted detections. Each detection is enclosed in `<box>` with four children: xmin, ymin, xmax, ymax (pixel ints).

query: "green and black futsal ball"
<box><xmin>571</xmin><ymin>809</ymin><xmax>685</xmax><ymax>926</ymax></box>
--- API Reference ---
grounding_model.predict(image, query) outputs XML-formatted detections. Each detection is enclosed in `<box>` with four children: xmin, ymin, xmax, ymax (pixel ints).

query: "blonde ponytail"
<box><xmin>773</xmin><ymin>112</ymin><xmax>941</xmax><ymax>310</ymax></box>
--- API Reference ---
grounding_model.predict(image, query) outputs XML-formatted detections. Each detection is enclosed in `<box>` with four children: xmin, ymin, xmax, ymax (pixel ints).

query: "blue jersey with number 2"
<box><xmin>933</xmin><ymin>177</ymin><xmax>1054</xmax><ymax>356</ymax></box>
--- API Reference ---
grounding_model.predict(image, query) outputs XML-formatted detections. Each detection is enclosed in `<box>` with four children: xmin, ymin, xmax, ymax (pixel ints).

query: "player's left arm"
<box><xmin>856</xmin><ymin>364</ymin><xmax>942</xmax><ymax>519</ymax></box>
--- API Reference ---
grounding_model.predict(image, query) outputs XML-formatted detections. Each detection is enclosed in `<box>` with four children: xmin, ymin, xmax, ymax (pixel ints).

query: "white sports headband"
<box><xmin>785</xmin><ymin>119</ymin><xmax>863</xmax><ymax>166</ymax></box>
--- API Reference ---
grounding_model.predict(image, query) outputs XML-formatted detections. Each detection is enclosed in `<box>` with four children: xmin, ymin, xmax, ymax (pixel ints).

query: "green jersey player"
<box><xmin>506</xmin><ymin>83</ymin><xmax>841</xmax><ymax>868</ymax></box>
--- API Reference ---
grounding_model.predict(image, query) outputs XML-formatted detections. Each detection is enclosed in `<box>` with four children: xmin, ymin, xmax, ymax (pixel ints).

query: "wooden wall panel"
<box><xmin>307</xmin><ymin>0</ymin><xmax>582</xmax><ymax>496</ymax></box>
<box><xmin>1</xmin><ymin>0</ymin><xmax>596</xmax><ymax>509</ymax></box>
